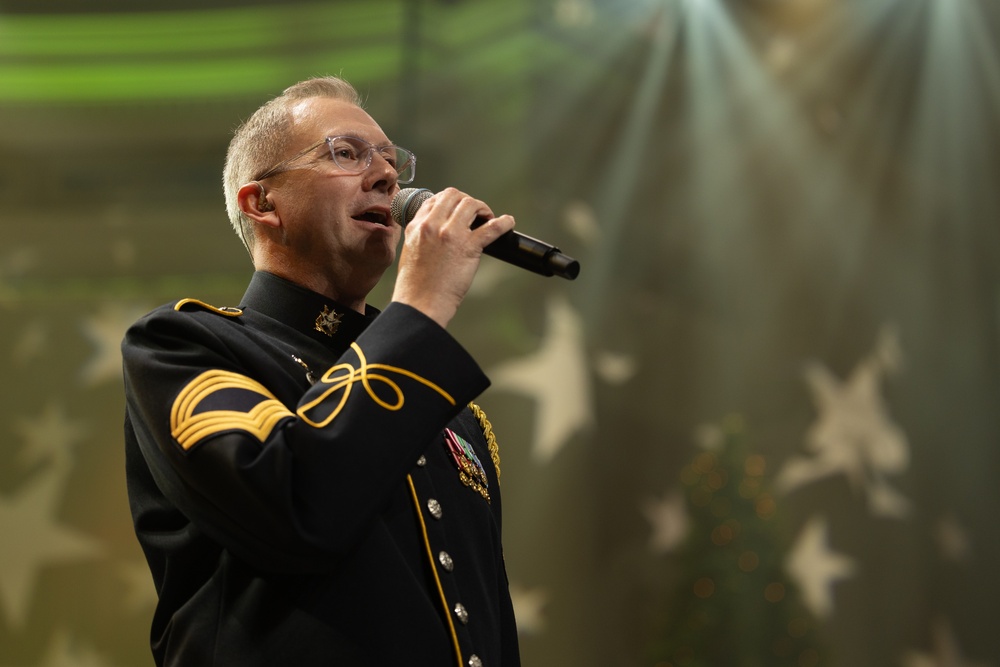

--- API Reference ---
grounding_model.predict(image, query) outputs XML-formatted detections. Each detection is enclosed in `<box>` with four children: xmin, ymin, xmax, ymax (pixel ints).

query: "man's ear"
<box><xmin>237</xmin><ymin>182</ymin><xmax>280</xmax><ymax>227</ymax></box>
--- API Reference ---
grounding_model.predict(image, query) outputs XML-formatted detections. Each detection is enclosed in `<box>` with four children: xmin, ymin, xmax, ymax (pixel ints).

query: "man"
<box><xmin>123</xmin><ymin>76</ymin><xmax>521</xmax><ymax>667</ymax></box>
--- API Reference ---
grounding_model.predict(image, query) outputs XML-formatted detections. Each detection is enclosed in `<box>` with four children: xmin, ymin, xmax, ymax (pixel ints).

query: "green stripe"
<box><xmin>0</xmin><ymin>1</ymin><xmax>405</xmax><ymax>102</ymax></box>
<box><xmin>0</xmin><ymin>0</ymin><xmax>545</xmax><ymax>103</ymax></box>
<box><xmin>0</xmin><ymin>2</ymin><xmax>404</xmax><ymax>56</ymax></box>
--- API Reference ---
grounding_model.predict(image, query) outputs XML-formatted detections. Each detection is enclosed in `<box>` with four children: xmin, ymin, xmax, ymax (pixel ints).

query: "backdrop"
<box><xmin>1</xmin><ymin>1</ymin><xmax>997</xmax><ymax>665</ymax></box>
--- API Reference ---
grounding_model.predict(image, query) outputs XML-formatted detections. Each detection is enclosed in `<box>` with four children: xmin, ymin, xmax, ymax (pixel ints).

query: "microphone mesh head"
<box><xmin>391</xmin><ymin>188</ymin><xmax>433</xmax><ymax>227</ymax></box>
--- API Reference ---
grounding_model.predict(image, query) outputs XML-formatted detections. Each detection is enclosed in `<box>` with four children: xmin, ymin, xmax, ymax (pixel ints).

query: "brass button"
<box><xmin>427</xmin><ymin>498</ymin><xmax>443</xmax><ymax>520</ymax></box>
<box><xmin>454</xmin><ymin>602</ymin><xmax>469</xmax><ymax>625</ymax></box>
<box><xmin>438</xmin><ymin>551</ymin><xmax>454</xmax><ymax>572</ymax></box>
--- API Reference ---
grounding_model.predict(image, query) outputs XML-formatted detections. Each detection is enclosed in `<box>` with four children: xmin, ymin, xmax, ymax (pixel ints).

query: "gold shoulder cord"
<box><xmin>468</xmin><ymin>402</ymin><xmax>501</xmax><ymax>480</ymax></box>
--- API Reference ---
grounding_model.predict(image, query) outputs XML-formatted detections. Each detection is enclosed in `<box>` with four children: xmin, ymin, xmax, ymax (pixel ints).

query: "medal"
<box><xmin>444</xmin><ymin>428</ymin><xmax>491</xmax><ymax>503</ymax></box>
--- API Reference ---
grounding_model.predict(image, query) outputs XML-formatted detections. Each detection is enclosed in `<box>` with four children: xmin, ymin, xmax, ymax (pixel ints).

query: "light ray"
<box><xmin>907</xmin><ymin>0</ymin><xmax>1000</xmax><ymax>229</ymax></box>
<box><xmin>581</xmin><ymin>3</ymin><xmax>679</xmax><ymax>315</ymax></box>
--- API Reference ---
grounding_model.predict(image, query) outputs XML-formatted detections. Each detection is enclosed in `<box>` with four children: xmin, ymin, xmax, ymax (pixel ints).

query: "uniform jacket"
<box><xmin>123</xmin><ymin>271</ymin><xmax>520</xmax><ymax>667</ymax></box>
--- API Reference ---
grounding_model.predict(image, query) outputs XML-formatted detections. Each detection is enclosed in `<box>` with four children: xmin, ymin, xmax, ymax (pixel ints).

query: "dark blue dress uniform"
<box><xmin>123</xmin><ymin>271</ymin><xmax>520</xmax><ymax>667</ymax></box>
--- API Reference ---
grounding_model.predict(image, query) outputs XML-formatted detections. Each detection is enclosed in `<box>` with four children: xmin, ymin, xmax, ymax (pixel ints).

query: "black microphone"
<box><xmin>390</xmin><ymin>188</ymin><xmax>580</xmax><ymax>280</ymax></box>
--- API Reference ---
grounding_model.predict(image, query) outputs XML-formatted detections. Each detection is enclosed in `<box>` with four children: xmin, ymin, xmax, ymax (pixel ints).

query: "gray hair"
<box><xmin>223</xmin><ymin>76</ymin><xmax>363</xmax><ymax>255</ymax></box>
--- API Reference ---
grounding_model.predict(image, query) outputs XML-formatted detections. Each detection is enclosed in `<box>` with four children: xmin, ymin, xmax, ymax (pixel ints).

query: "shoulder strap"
<box><xmin>174</xmin><ymin>298</ymin><xmax>243</xmax><ymax>317</ymax></box>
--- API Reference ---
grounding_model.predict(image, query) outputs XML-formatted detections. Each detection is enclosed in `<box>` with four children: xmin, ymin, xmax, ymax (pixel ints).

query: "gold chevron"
<box><xmin>171</xmin><ymin>370</ymin><xmax>294</xmax><ymax>450</ymax></box>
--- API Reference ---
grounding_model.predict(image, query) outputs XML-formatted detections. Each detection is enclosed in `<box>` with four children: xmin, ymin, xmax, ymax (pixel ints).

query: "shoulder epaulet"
<box><xmin>173</xmin><ymin>298</ymin><xmax>243</xmax><ymax>317</ymax></box>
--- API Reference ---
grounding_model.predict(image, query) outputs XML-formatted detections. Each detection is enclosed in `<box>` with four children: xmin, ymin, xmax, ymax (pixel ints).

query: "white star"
<box><xmin>490</xmin><ymin>294</ymin><xmax>592</xmax><ymax>462</ymax></box>
<box><xmin>13</xmin><ymin>402</ymin><xmax>88</xmax><ymax>470</ymax></box>
<box><xmin>561</xmin><ymin>200</ymin><xmax>601</xmax><ymax>246</ymax></box>
<box><xmin>777</xmin><ymin>326</ymin><xmax>911</xmax><ymax>518</ymax></box>
<box><xmin>0</xmin><ymin>468</ymin><xmax>104</xmax><ymax>628</ymax></box>
<box><xmin>641</xmin><ymin>490</ymin><xmax>689</xmax><ymax>555</ymax></box>
<box><xmin>509</xmin><ymin>583</ymin><xmax>548</xmax><ymax>636</ymax></box>
<box><xmin>593</xmin><ymin>350</ymin><xmax>636</xmax><ymax>385</ymax></box>
<box><xmin>78</xmin><ymin>301</ymin><xmax>151</xmax><ymax>387</ymax></box>
<box><xmin>866</xmin><ymin>475</ymin><xmax>912</xmax><ymax>518</ymax></box>
<box><xmin>901</xmin><ymin>617</ymin><xmax>992</xmax><ymax>667</ymax></box>
<box><xmin>785</xmin><ymin>516</ymin><xmax>855</xmax><ymax>619</ymax></box>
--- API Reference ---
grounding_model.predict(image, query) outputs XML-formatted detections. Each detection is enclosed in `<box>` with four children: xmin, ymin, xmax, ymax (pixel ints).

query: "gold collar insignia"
<box><xmin>314</xmin><ymin>305</ymin><xmax>342</xmax><ymax>337</ymax></box>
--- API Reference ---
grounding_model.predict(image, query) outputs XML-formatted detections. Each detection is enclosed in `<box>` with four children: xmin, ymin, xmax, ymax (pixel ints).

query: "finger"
<box><xmin>425</xmin><ymin>189</ymin><xmax>492</xmax><ymax>226</ymax></box>
<box><xmin>470</xmin><ymin>214</ymin><xmax>515</xmax><ymax>246</ymax></box>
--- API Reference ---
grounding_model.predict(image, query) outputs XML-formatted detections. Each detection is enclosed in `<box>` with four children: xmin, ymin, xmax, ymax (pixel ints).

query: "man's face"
<box><xmin>265</xmin><ymin>97</ymin><xmax>403</xmax><ymax>284</ymax></box>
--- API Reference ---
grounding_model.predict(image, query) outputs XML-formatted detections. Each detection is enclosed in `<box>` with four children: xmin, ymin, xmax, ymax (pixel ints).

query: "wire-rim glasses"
<box><xmin>254</xmin><ymin>136</ymin><xmax>416</xmax><ymax>184</ymax></box>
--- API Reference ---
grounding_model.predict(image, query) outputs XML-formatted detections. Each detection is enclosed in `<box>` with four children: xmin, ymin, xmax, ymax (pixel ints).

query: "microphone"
<box><xmin>390</xmin><ymin>188</ymin><xmax>580</xmax><ymax>280</ymax></box>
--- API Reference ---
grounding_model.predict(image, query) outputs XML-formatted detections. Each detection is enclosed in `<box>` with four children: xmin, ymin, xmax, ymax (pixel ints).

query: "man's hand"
<box><xmin>391</xmin><ymin>188</ymin><xmax>515</xmax><ymax>328</ymax></box>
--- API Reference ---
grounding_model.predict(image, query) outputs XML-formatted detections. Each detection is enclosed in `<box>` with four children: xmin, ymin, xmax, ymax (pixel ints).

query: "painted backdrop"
<box><xmin>1</xmin><ymin>0</ymin><xmax>997</xmax><ymax>665</ymax></box>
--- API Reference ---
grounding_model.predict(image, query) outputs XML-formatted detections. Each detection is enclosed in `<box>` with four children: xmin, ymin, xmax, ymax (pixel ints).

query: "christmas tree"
<box><xmin>648</xmin><ymin>416</ymin><xmax>827</xmax><ymax>667</ymax></box>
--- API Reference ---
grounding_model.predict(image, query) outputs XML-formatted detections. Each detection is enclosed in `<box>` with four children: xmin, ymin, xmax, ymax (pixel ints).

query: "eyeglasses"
<box><xmin>254</xmin><ymin>136</ymin><xmax>416</xmax><ymax>184</ymax></box>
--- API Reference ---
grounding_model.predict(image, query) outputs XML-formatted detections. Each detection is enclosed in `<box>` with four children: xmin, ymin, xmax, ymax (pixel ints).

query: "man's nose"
<box><xmin>364</xmin><ymin>152</ymin><xmax>398</xmax><ymax>191</ymax></box>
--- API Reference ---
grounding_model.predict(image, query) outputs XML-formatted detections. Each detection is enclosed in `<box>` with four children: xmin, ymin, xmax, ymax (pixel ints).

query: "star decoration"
<box><xmin>642</xmin><ymin>490</ymin><xmax>689</xmax><ymax>554</ymax></box>
<box><xmin>776</xmin><ymin>325</ymin><xmax>911</xmax><ymax>518</ymax></box>
<box><xmin>119</xmin><ymin>560</ymin><xmax>158</xmax><ymax>613</ymax></box>
<box><xmin>561</xmin><ymin>199</ymin><xmax>601</xmax><ymax>246</ymax></box>
<box><xmin>78</xmin><ymin>301</ymin><xmax>151</xmax><ymax>386</ymax></box>
<box><xmin>901</xmin><ymin>617</ymin><xmax>991</xmax><ymax>667</ymax></box>
<box><xmin>490</xmin><ymin>294</ymin><xmax>592</xmax><ymax>462</ymax></box>
<box><xmin>785</xmin><ymin>516</ymin><xmax>855</xmax><ymax>619</ymax></box>
<box><xmin>865</xmin><ymin>476</ymin><xmax>912</xmax><ymax>519</ymax></box>
<box><xmin>509</xmin><ymin>583</ymin><xmax>548</xmax><ymax>636</ymax></box>
<box><xmin>0</xmin><ymin>468</ymin><xmax>104</xmax><ymax>628</ymax></box>
<box><xmin>13</xmin><ymin>402</ymin><xmax>88</xmax><ymax>470</ymax></box>
<box><xmin>36</xmin><ymin>630</ymin><xmax>114</xmax><ymax>667</ymax></box>
<box><xmin>593</xmin><ymin>349</ymin><xmax>636</xmax><ymax>385</ymax></box>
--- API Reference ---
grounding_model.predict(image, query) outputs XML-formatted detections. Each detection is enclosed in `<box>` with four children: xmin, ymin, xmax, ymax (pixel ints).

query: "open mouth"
<box><xmin>353</xmin><ymin>209</ymin><xmax>389</xmax><ymax>226</ymax></box>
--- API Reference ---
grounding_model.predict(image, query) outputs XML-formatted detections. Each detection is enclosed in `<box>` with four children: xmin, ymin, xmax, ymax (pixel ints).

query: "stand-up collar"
<box><xmin>240</xmin><ymin>271</ymin><xmax>380</xmax><ymax>347</ymax></box>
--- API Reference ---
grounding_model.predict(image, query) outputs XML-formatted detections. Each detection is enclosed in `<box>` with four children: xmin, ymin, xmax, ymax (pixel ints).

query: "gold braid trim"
<box><xmin>469</xmin><ymin>402</ymin><xmax>501</xmax><ymax>480</ymax></box>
